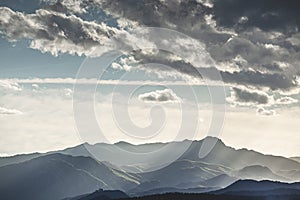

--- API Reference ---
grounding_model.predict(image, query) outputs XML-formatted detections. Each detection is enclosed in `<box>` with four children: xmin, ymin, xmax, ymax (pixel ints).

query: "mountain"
<box><xmin>65</xmin><ymin>189</ymin><xmax>128</xmax><ymax>200</ymax></box>
<box><xmin>0</xmin><ymin>153</ymin><xmax>139</xmax><ymax>200</ymax></box>
<box><xmin>0</xmin><ymin>152</ymin><xmax>41</xmax><ymax>168</ymax></box>
<box><xmin>178</xmin><ymin>137</ymin><xmax>300</xmax><ymax>174</ymax></box>
<box><xmin>291</xmin><ymin>157</ymin><xmax>300</xmax><ymax>163</ymax></box>
<box><xmin>1</xmin><ymin>137</ymin><xmax>300</xmax><ymax>199</ymax></box>
<box><xmin>127</xmin><ymin>159</ymin><xmax>233</xmax><ymax>196</ymax></box>
<box><xmin>79</xmin><ymin>179</ymin><xmax>300</xmax><ymax>200</ymax></box>
<box><xmin>2</xmin><ymin>137</ymin><xmax>300</xmax><ymax>177</ymax></box>
<box><xmin>213</xmin><ymin>179</ymin><xmax>300</xmax><ymax>197</ymax></box>
<box><xmin>231</xmin><ymin>165</ymin><xmax>290</xmax><ymax>182</ymax></box>
<box><xmin>121</xmin><ymin>193</ymin><xmax>300</xmax><ymax>200</ymax></box>
<box><xmin>114</xmin><ymin>180</ymin><xmax>300</xmax><ymax>200</ymax></box>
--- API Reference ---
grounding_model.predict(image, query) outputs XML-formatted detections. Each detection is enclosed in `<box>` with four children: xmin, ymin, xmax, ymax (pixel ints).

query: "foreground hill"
<box><xmin>65</xmin><ymin>189</ymin><xmax>128</xmax><ymax>200</ymax></box>
<box><xmin>213</xmin><ymin>180</ymin><xmax>300</xmax><ymax>197</ymax></box>
<box><xmin>78</xmin><ymin>180</ymin><xmax>300</xmax><ymax>200</ymax></box>
<box><xmin>119</xmin><ymin>193</ymin><xmax>300</xmax><ymax>200</ymax></box>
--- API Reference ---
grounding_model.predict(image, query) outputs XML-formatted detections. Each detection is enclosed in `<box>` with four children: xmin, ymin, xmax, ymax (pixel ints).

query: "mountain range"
<box><xmin>76</xmin><ymin>180</ymin><xmax>300</xmax><ymax>200</ymax></box>
<box><xmin>0</xmin><ymin>137</ymin><xmax>299</xmax><ymax>200</ymax></box>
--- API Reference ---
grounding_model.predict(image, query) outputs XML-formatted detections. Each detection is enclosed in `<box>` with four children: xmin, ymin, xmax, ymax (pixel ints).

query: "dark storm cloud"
<box><xmin>211</xmin><ymin>0</ymin><xmax>300</xmax><ymax>33</ymax></box>
<box><xmin>192</xmin><ymin>67</ymin><xmax>295</xmax><ymax>90</ymax></box>
<box><xmin>221</xmin><ymin>70</ymin><xmax>296</xmax><ymax>90</ymax></box>
<box><xmin>44</xmin><ymin>1</ymin><xmax>69</xmax><ymax>13</ymax></box>
<box><xmin>100</xmin><ymin>0</ymin><xmax>210</xmax><ymax>27</ymax></box>
<box><xmin>98</xmin><ymin>0</ymin><xmax>232</xmax><ymax>46</ymax></box>
<box><xmin>232</xmin><ymin>87</ymin><xmax>269</xmax><ymax>104</ymax></box>
<box><xmin>95</xmin><ymin>0</ymin><xmax>300</xmax><ymax>67</ymax></box>
<box><xmin>131</xmin><ymin>50</ymin><xmax>202</xmax><ymax>78</ymax></box>
<box><xmin>120</xmin><ymin>50</ymin><xmax>297</xmax><ymax>90</ymax></box>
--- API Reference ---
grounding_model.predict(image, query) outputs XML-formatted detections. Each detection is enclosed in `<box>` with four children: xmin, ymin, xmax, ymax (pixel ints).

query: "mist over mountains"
<box><xmin>0</xmin><ymin>137</ymin><xmax>299</xmax><ymax>200</ymax></box>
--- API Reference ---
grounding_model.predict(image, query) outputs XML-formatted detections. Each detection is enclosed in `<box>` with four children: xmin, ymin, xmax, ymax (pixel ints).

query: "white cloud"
<box><xmin>138</xmin><ymin>89</ymin><xmax>181</xmax><ymax>103</ymax></box>
<box><xmin>64</xmin><ymin>88</ymin><xmax>73</xmax><ymax>96</ymax></box>
<box><xmin>0</xmin><ymin>106</ymin><xmax>23</xmax><ymax>115</ymax></box>
<box><xmin>256</xmin><ymin>107</ymin><xmax>276</xmax><ymax>116</ymax></box>
<box><xmin>275</xmin><ymin>96</ymin><xmax>298</xmax><ymax>105</ymax></box>
<box><xmin>0</xmin><ymin>7</ymin><xmax>118</xmax><ymax>56</ymax></box>
<box><xmin>0</xmin><ymin>80</ymin><xmax>22</xmax><ymax>91</ymax></box>
<box><xmin>287</xmin><ymin>33</ymin><xmax>300</xmax><ymax>47</ymax></box>
<box><xmin>32</xmin><ymin>84</ymin><xmax>39</xmax><ymax>90</ymax></box>
<box><xmin>196</xmin><ymin>0</ymin><xmax>214</xmax><ymax>8</ymax></box>
<box><xmin>1</xmin><ymin>78</ymin><xmax>209</xmax><ymax>86</ymax></box>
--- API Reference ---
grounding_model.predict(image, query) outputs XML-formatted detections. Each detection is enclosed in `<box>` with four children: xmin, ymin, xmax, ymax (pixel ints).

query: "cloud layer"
<box><xmin>0</xmin><ymin>0</ymin><xmax>299</xmax><ymax>107</ymax></box>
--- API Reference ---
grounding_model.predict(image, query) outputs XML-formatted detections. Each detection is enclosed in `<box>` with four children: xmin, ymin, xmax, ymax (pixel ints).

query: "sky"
<box><xmin>0</xmin><ymin>0</ymin><xmax>299</xmax><ymax>157</ymax></box>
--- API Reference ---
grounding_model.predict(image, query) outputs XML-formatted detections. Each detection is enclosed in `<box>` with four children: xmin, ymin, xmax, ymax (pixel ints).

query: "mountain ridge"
<box><xmin>1</xmin><ymin>136</ymin><xmax>299</xmax><ymax>169</ymax></box>
<box><xmin>0</xmin><ymin>137</ymin><xmax>300</xmax><ymax>199</ymax></box>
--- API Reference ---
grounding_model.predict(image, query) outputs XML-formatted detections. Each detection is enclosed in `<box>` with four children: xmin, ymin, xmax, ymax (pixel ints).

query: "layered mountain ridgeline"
<box><xmin>77</xmin><ymin>180</ymin><xmax>300</xmax><ymax>200</ymax></box>
<box><xmin>0</xmin><ymin>154</ymin><xmax>139</xmax><ymax>200</ymax></box>
<box><xmin>0</xmin><ymin>137</ymin><xmax>300</xmax><ymax>199</ymax></box>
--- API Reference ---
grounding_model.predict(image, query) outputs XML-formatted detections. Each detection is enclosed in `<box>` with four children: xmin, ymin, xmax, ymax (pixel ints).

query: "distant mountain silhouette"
<box><xmin>2</xmin><ymin>137</ymin><xmax>300</xmax><ymax>177</ymax></box>
<box><xmin>231</xmin><ymin>165</ymin><xmax>290</xmax><ymax>181</ymax></box>
<box><xmin>1</xmin><ymin>137</ymin><xmax>300</xmax><ymax>199</ymax></box>
<box><xmin>0</xmin><ymin>152</ymin><xmax>41</xmax><ymax>168</ymax></box>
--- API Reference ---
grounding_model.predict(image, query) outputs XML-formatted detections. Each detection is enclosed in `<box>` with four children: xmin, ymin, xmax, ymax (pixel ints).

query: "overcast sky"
<box><xmin>0</xmin><ymin>0</ymin><xmax>299</xmax><ymax>157</ymax></box>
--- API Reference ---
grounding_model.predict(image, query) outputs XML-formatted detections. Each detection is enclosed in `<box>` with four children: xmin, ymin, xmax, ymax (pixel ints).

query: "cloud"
<box><xmin>232</xmin><ymin>87</ymin><xmax>269</xmax><ymax>104</ymax></box>
<box><xmin>227</xmin><ymin>86</ymin><xmax>275</xmax><ymax>107</ymax></box>
<box><xmin>0</xmin><ymin>80</ymin><xmax>22</xmax><ymax>91</ymax></box>
<box><xmin>64</xmin><ymin>88</ymin><xmax>73</xmax><ymax>96</ymax></box>
<box><xmin>94</xmin><ymin>0</ymin><xmax>300</xmax><ymax>92</ymax></box>
<box><xmin>227</xmin><ymin>86</ymin><xmax>299</xmax><ymax>107</ymax></box>
<box><xmin>99</xmin><ymin>0</ymin><xmax>210</xmax><ymax>27</ymax></box>
<box><xmin>44</xmin><ymin>0</ymin><xmax>86</xmax><ymax>14</ymax></box>
<box><xmin>1</xmin><ymin>0</ymin><xmax>300</xmax><ymax>106</ymax></box>
<box><xmin>31</xmin><ymin>84</ymin><xmax>39</xmax><ymax>90</ymax></box>
<box><xmin>287</xmin><ymin>33</ymin><xmax>300</xmax><ymax>47</ymax></box>
<box><xmin>256</xmin><ymin>107</ymin><xmax>276</xmax><ymax>116</ymax></box>
<box><xmin>221</xmin><ymin>70</ymin><xmax>296</xmax><ymax>90</ymax></box>
<box><xmin>0</xmin><ymin>7</ymin><xmax>117</xmax><ymax>56</ymax></box>
<box><xmin>138</xmin><ymin>89</ymin><xmax>181</xmax><ymax>103</ymax></box>
<box><xmin>0</xmin><ymin>106</ymin><xmax>23</xmax><ymax>115</ymax></box>
<box><xmin>2</xmin><ymin>78</ymin><xmax>209</xmax><ymax>86</ymax></box>
<box><xmin>275</xmin><ymin>96</ymin><xmax>298</xmax><ymax>105</ymax></box>
<box><xmin>211</xmin><ymin>0</ymin><xmax>300</xmax><ymax>32</ymax></box>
